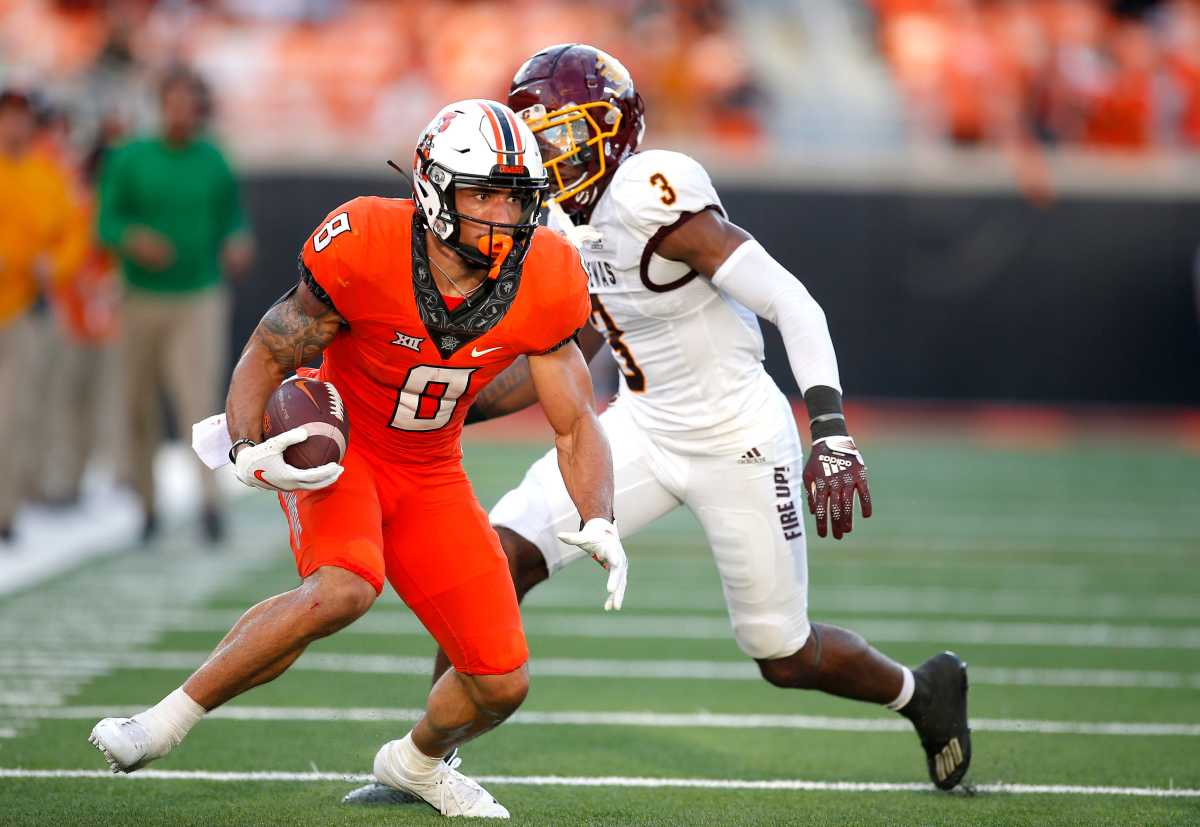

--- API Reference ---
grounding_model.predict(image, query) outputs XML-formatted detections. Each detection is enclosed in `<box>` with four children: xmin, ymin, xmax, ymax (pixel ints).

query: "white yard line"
<box><xmin>156</xmin><ymin>609</ymin><xmax>1200</xmax><ymax>650</ymax></box>
<box><xmin>5</xmin><ymin>650</ymin><xmax>1195</xmax><ymax>690</ymax></box>
<box><xmin>614</xmin><ymin>529</ymin><xmax>1200</xmax><ymax>556</ymax></box>
<box><xmin>0</xmin><ymin>768</ymin><xmax>1196</xmax><ymax>798</ymax></box>
<box><xmin>23</xmin><ymin>705</ymin><xmax>1200</xmax><ymax>737</ymax></box>
<box><xmin>522</xmin><ymin>585</ymin><xmax>1200</xmax><ymax>621</ymax></box>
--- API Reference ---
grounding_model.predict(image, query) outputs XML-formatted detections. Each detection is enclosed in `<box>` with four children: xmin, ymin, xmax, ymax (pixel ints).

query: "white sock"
<box><xmin>134</xmin><ymin>687</ymin><xmax>205</xmax><ymax>754</ymax></box>
<box><xmin>885</xmin><ymin>666</ymin><xmax>916</xmax><ymax>711</ymax></box>
<box><xmin>396</xmin><ymin>732</ymin><xmax>444</xmax><ymax>781</ymax></box>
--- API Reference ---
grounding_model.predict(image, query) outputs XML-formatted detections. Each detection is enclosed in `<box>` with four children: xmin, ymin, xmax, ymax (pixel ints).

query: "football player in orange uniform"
<box><xmin>89</xmin><ymin>99</ymin><xmax>630</xmax><ymax>819</ymax></box>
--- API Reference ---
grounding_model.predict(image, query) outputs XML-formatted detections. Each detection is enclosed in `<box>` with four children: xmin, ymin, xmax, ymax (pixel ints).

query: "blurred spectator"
<box><xmin>97</xmin><ymin>66</ymin><xmax>254</xmax><ymax>545</ymax></box>
<box><xmin>1038</xmin><ymin>0</ymin><xmax>1109</xmax><ymax>144</ymax></box>
<box><xmin>7</xmin><ymin>1</ymin><xmax>1194</xmax><ymax>170</ymax></box>
<box><xmin>0</xmin><ymin>0</ymin><xmax>761</xmax><ymax>162</ymax></box>
<box><xmin>0</xmin><ymin>89</ymin><xmax>89</xmax><ymax>545</ymax></box>
<box><xmin>874</xmin><ymin>0</ymin><xmax>1200</xmax><ymax>155</ymax></box>
<box><xmin>37</xmin><ymin>104</ymin><xmax>122</xmax><ymax>509</ymax></box>
<box><xmin>1163</xmin><ymin>0</ymin><xmax>1200</xmax><ymax>147</ymax></box>
<box><xmin>1082</xmin><ymin>17</ymin><xmax>1162</xmax><ymax>150</ymax></box>
<box><xmin>880</xmin><ymin>0</ymin><xmax>1052</xmax><ymax>201</ymax></box>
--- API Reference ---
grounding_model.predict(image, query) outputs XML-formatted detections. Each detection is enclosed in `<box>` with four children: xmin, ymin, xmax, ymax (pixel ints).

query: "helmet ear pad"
<box><xmin>417</xmin><ymin>162</ymin><xmax>458</xmax><ymax>242</ymax></box>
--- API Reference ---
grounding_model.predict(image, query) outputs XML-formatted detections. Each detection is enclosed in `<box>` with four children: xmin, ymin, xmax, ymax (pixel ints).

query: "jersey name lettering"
<box><xmin>585</xmin><ymin>259</ymin><xmax>618</xmax><ymax>290</ymax></box>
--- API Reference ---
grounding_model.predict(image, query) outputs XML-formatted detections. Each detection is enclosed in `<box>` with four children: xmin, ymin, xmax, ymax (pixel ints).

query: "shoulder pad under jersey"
<box><xmin>608</xmin><ymin>150</ymin><xmax>723</xmax><ymax>238</ymax></box>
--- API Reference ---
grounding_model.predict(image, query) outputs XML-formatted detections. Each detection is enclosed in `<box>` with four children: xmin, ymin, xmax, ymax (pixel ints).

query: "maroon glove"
<box><xmin>803</xmin><ymin>435</ymin><xmax>872</xmax><ymax>539</ymax></box>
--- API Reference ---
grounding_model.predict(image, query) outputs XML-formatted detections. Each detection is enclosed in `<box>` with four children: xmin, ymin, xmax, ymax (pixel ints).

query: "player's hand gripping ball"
<box><xmin>803</xmin><ymin>435</ymin><xmax>872</xmax><ymax>540</ymax></box>
<box><xmin>234</xmin><ymin>377</ymin><xmax>348</xmax><ymax>492</ymax></box>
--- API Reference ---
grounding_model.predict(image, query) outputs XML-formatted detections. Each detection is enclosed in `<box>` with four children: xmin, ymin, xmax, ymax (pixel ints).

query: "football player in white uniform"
<box><xmin>445</xmin><ymin>45</ymin><xmax>968</xmax><ymax>792</ymax></box>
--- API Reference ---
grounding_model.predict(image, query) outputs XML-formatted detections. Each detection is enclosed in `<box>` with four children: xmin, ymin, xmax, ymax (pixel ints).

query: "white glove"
<box><xmin>233</xmin><ymin>428</ymin><xmax>344</xmax><ymax>492</ymax></box>
<box><xmin>547</xmin><ymin>200</ymin><xmax>603</xmax><ymax>250</ymax></box>
<box><xmin>557</xmin><ymin>518</ymin><xmax>628</xmax><ymax>611</ymax></box>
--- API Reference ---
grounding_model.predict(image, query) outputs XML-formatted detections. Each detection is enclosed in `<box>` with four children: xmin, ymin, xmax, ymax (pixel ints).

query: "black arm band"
<box><xmin>804</xmin><ymin>385</ymin><xmax>849</xmax><ymax>441</ymax></box>
<box><xmin>540</xmin><ymin>328</ymin><xmax>581</xmax><ymax>356</ymax></box>
<box><xmin>228</xmin><ymin>438</ymin><xmax>256</xmax><ymax>464</ymax></box>
<box><xmin>298</xmin><ymin>255</ymin><xmax>340</xmax><ymax>315</ymax></box>
<box><xmin>463</xmin><ymin>404</ymin><xmax>487</xmax><ymax>426</ymax></box>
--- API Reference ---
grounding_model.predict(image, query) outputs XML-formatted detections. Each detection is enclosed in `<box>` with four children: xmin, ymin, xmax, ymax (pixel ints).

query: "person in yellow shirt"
<box><xmin>0</xmin><ymin>89</ymin><xmax>89</xmax><ymax>544</ymax></box>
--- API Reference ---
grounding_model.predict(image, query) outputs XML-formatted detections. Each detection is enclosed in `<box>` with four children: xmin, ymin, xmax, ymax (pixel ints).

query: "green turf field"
<box><xmin>2</xmin><ymin>433</ymin><xmax>1198</xmax><ymax>825</ymax></box>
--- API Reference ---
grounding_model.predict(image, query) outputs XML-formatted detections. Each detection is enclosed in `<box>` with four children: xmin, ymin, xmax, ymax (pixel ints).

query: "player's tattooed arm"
<box><xmin>255</xmin><ymin>281</ymin><xmax>343</xmax><ymax>371</ymax></box>
<box><xmin>465</xmin><ymin>356</ymin><xmax>536</xmax><ymax>424</ymax></box>
<box><xmin>225</xmin><ymin>280</ymin><xmax>344</xmax><ymax>448</ymax></box>
<box><xmin>466</xmin><ymin>322</ymin><xmax>605</xmax><ymax>425</ymax></box>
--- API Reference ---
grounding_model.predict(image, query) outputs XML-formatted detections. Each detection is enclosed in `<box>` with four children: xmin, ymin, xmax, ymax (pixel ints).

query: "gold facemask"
<box><xmin>519</xmin><ymin>101</ymin><xmax>624</xmax><ymax>204</ymax></box>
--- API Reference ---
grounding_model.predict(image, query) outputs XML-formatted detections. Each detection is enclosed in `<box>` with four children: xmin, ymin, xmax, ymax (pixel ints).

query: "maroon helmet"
<box><xmin>508</xmin><ymin>44</ymin><xmax>645</xmax><ymax>219</ymax></box>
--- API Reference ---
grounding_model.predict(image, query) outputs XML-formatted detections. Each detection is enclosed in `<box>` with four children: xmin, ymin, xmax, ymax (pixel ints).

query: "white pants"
<box><xmin>490</xmin><ymin>394</ymin><xmax>810</xmax><ymax>660</ymax></box>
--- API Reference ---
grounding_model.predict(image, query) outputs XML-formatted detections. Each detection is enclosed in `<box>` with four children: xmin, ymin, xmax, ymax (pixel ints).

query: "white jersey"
<box><xmin>556</xmin><ymin>150</ymin><xmax>788</xmax><ymax>454</ymax></box>
<box><xmin>495</xmin><ymin>154</ymin><xmax>812</xmax><ymax>660</ymax></box>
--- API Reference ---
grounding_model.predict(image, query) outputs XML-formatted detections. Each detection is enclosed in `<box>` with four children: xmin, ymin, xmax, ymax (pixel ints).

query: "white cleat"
<box><xmin>373</xmin><ymin>740</ymin><xmax>509</xmax><ymax>818</ymax></box>
<box><xmin>88</xmin><ymin>717</ymin><xmax>166</xmax><ymax>773</ymax></box>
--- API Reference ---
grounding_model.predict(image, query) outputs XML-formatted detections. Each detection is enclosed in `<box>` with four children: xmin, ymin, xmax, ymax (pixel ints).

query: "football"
<box><xmin>262</xmin><ymin>376</ymin><xmax>349</xmax><ymax>469</ymax></box>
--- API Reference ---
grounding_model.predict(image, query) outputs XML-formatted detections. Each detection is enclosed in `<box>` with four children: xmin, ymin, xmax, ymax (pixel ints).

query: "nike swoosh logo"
<box><xmin>471</xmin><ymin>345</ymin><xmax>504</xmax><ymax>358</ymax></box>
<box><xmin>253</xmin><ymin>470</ymin><xmax>281</xmax><ymax>491</ymax></box>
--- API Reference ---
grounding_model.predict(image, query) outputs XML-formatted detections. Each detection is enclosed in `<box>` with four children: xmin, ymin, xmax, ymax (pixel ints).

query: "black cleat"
<box><xmin>901</xmin><ymin>651</ymin><xmax>971</xmax><ymax>791</ymax></box>
<box><xmin>342</xmin><ymin>747</ymin><xmax>459</xmax><ymax>806</ymax></box>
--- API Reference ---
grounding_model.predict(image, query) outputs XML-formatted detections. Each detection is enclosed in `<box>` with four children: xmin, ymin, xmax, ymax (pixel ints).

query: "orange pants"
<box><xmin>278</xmin><ymin>445</ymin><xmax>527</xmax><ymax>675</ymax></box>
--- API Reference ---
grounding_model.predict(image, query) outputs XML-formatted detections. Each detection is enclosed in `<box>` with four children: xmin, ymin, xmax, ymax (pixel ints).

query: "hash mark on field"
<box><xmin>0</xmin><ymin>769</ymin><xmax>1197</xmax><ymax>798</ymax></box>
<box><xmin>24</xmin><ymin>706</ymin><xmax>1200</xmax><ymax>736</ymax></box>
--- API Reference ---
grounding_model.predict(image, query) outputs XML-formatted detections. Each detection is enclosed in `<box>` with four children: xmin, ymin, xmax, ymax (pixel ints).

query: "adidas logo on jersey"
<box><xmin>737</xmin><ymin>447</ymin><xmax>766</xmax><ymax>465</ymax></box>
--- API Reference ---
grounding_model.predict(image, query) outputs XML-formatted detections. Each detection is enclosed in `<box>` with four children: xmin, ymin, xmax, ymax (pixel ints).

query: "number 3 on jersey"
<box><xmin>390</xmin><ymin>365</ymin><xmax>476</xmax><ymax>431</ymax></box>
<box><xmin>591</xmin><ymin>297</ymin><xmax>645</xmax><ymax>393</ymax></box>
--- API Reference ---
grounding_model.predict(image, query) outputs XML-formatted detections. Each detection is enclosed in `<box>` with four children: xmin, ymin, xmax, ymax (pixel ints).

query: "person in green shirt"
<box><xmin>97</xmin><ymin>66</ymin><xmax>254</xmax><ymax>545</ymax></box>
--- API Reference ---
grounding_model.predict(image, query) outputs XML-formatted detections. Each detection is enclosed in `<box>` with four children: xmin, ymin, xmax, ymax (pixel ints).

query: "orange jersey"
<box><xmin>300</xmin><ymin>196</ymin><xmax>590</xmax><ymax>464</ymax></box>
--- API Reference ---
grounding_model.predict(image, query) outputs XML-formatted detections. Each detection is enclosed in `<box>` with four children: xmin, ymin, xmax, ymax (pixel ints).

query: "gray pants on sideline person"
<box><xmin>120</xmin><ymin>285</ymin><xmax>229</xmax><ymax>519</ymax></box>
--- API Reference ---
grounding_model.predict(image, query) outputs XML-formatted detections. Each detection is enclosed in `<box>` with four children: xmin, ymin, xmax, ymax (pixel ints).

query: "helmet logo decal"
<box><xmin>479</xmin><ymin>101</ymin><xmax>526</xmax><ymax>170</ymax></box>
<box><xmin>435</xmin><ymin>110</ymin><xmax>460</xmax><ymax>133</ymax></box>
<box><xmin>595</xmin><ymin>52</ymin><xmax>632</xmax><ymax>96</ymax></box>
